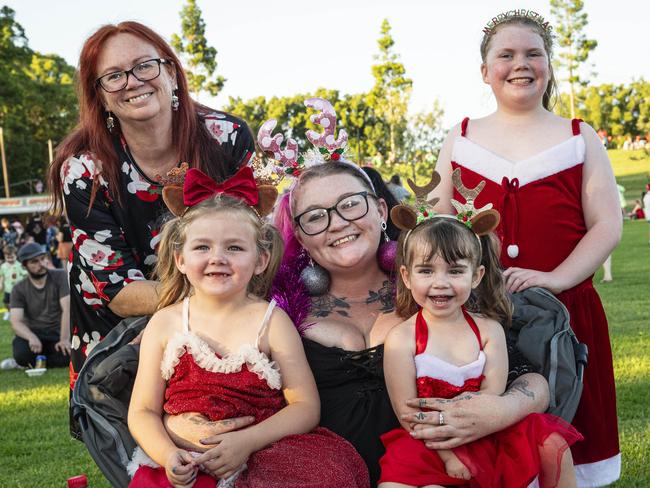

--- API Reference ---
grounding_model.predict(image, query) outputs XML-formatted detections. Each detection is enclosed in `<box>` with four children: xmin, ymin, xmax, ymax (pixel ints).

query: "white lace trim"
<box><xmin>160</xmin><ymin>332</ymin><xmax>282</xmax><ymax>390</ymax></box>
<box><xmin>127</xmin><ymin>447</ymin><xmax>160</xmax><ymax>478</ymax></box>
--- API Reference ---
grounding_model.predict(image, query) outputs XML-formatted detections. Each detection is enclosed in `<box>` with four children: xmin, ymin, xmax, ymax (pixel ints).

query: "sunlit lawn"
<box><xmin>0</xmin><ymin>152</ymin><xmax>648</xmax><ymax>487</ymax></box>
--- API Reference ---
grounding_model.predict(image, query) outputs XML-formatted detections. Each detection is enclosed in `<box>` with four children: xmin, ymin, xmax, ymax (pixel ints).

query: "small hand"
<box><xmin>28</xmin><ymin>336</ymin><xmax>42</xmax><ymax>354</ymax></box>
<box><xmin>502</xmin><ymin>267</ymin><xmax>564</xmax><ymax>294</ymax></box>
<box><xmin>165</xmin><ymin>449</ymin><xmax>198</xmax><ymax>488</ymax></box>
<box><xmin>54</xmin><ymin>338</ymin><xmax>72</xmax><ymax>356</ymax></box>
<box><xmin>194</xmin><ymin>431</ymin><xmax>253</xmax><ymax>480</ymax></box>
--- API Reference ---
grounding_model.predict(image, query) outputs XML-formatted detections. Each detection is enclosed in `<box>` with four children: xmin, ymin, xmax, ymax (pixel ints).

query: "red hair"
<box><xmin>49</xmin><ymin>21</ymin><xmax>236</xmax><ymax>214</ymax></box>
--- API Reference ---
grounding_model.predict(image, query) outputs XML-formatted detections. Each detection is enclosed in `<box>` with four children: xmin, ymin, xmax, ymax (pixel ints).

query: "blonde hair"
<box><xmin>155</xmin><ymin>195</ymin><xmax>284</xmax><ymax>309</ymax></box>
<box><xmin>480</xmin><ymin>14</ymin><xmax>557</xmax><ymax>110</ymax></box>
<box><xmin>396</xmin><ymin>218</ymin><xmax>512</xmax><ymax>328</ymax></box>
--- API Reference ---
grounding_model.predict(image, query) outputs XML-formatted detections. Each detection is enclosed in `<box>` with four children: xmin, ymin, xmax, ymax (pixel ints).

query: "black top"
<box><xmin>302</xmin><ymin>338</ymin><xmax>399</xmax><ymax>486</ymax></box>
<box><xmin>61</xmin><ymin>110</ymin><xmax>254</xmax><ymax>382</ymax></box>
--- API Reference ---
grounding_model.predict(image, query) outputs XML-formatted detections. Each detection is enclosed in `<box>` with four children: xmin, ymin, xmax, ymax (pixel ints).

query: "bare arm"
<box><xmin>54</xmin><ymin>295</ymin><xmax>72</xmax><ymax>356</ymax></box>
<box><xmin>430</xmin><ymin>124</ymin><xmax>462</xmax><ymax>214</ymax></box>
<box><xmin>383</xmin><ymin>322</ymin><xmax>418</xmax><ymax>431</ymax></box>
<box><xmin>477</xmin><ymin>317</ymin><xmax>508</xmax><ymax>395</ymax></box>
<box><xmin>10</xmin><ymin>308</ymin><xmax>39</xmax><ymax>342</ymax></box>
<box><xmin>127</xmin><ymin>311</ymin><xmax>178</xmax><ymax>466</ymax></box>
<box><xmin>404</xmin><ymin>373</ymin><xmax>549</xmax><ymax>449</ymax></box>
<box><xmin>108</xmin><ymin>280</ymin><xmax>159</xmax><ymax>317</ymax></box>
<box><xmin>504</xmin><ymin>122</ymin><xmax>622</xmax><ymax>293</ymax></box>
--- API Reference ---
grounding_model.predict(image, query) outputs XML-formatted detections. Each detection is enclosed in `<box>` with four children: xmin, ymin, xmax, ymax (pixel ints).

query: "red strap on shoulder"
<box><xmin>460</xmin><ymin>117</ymin><xmax>470</xmax><ymax>137</ymax></box>
<box><xmin>571</xmin><ymin>118</ymin><xmax>583</xmax><ymax>136</ymax></box>
<box><xmin>462</xmin><ymin>309</ymin><xmax>483</xmax><ymax>350</ymax></box>
<box><xmin>415</xmin><ymin>310</ymin><xmax>429</xmax><ymax>355</ymax></box>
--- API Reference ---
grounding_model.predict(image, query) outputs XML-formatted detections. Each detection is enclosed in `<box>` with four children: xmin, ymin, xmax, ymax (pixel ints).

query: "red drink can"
<box><xmin>67</xmin><ymin>474</ymin><xmax>88</xmax><ymax>488</ymax></box>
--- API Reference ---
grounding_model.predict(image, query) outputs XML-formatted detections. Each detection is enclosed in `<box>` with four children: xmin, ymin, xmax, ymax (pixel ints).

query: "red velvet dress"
<box><xmin>378</xmin><ymin>310</ymin><xmax>582</xmax><ymax>487</ymax></box>
<box><xmin>451</xmin><ymin>118</ymin><xmax>620</xmax><ymax>485</ymax></box>
<box><xmin>129</xmin><ymin>299</ymin><xmax>369</xmax><ymax>488</ymax></box>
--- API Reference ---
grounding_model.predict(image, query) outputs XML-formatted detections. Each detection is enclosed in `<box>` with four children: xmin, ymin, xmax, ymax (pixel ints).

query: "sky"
<box><xmin>5</xmin><ymin>0</ymin><xmax>650</xmax><ymax>127</ymax></box>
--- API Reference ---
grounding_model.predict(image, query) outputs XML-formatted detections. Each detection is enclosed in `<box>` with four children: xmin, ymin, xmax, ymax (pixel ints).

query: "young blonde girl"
<box><xmin>128</xmin><ymin>179</ymin><xmax>368</xmax><ymax>488</ymax></box>
<box><xmin>378</xmin><ymin>217</ymin><xmax>581</xmax><ymax>488</ymax></box>
<box><xmin>432</xmin><ymin>11</ymin><xmax>621</xmax><ymax>485</ymax></box>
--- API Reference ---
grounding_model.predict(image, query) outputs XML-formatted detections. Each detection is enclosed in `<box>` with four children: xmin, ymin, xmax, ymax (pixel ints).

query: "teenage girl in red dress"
<box><xmin>432</xmin><ymin>11</ymin><xmax>621</xmax><ymax>486</ymax></box>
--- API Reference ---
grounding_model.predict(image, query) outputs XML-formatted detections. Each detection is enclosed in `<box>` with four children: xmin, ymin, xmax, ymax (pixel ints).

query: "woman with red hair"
<box><xmin>48</xmin><ymin>21</ymin><xmax>254</xmax><ymax>438</ymax></box>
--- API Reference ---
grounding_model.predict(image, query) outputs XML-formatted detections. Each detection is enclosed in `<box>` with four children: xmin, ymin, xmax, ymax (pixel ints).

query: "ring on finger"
<box><xmin>438</xmin><ymin>411</ymin><xmax>445</xmax><ymax>426</ymax></box>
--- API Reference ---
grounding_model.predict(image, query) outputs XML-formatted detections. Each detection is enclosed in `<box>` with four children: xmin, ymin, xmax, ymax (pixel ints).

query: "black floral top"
<box><xmin>61</xmin><ymin>110</ymin><xmax>254</xmax><ymax>388</ymax></box>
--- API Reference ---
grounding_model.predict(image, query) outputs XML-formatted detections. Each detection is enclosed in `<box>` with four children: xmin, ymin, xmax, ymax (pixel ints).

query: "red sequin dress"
<box><xmin>378</xmin><ymin>309</ymin><xmax>582</xmax><ymax>487</ymax></box>
<box><xmin>129</xmin><ymin>299</ymin><xmax>369</xmax><ymax>488</ymax></box>
<box><xmin>451</xmin><ymin>118</ymin><xmax>620</xmax><ymax>485</ymax></box>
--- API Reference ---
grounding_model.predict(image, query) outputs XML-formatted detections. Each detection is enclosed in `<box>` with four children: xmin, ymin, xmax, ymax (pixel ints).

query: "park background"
<box><xmin>1</xmin><ymin>0</ymin><xmax>649</xmax><ymax>486</ymax></box>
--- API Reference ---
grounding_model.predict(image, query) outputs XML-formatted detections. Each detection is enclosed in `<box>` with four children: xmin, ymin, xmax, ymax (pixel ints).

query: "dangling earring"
<box><xmin>300</xmin><ymin>257</ymin><xmax>330</xmax><ymax>296</ymax></box>
<box><xmin>106</xmin><ymin>111</ymin><xmax>115</xmax><ymax>132</ymax></box>
<box><xmin>171</xmin><ymin>89</ymin><xmax>179</xmax><ymax>111</ymax></box>
<box><xmin>380</xmin><ymin>220</ymin><xmax>389</xmax><ymax>242</ymax></box>
<box><xmin>377</xmin><ymin>220</ymin><xmax>397</xmax><ymax>273</ymax></box>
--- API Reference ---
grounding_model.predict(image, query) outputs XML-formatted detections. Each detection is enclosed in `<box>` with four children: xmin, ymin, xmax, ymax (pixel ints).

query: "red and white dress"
<box><xmin>451</xmin><ymin>118</ymin><xmax>620</xmax><ymax>485</ymax></box>
<box><xmin>128</xmin><ymin>298</ymin><xmax>369</xmax><ymax>488</ymax></box>
<box><xmin>378</xmin><ymin>309</ymin><xmax>582</xmax><ymax>488</ymax></box>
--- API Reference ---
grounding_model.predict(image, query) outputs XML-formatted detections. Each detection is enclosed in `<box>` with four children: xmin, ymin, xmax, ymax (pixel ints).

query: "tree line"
<box><xmin>0</xmin><ymin>0</ymin><xmax>647</xmax><ymax>196</ymax></box>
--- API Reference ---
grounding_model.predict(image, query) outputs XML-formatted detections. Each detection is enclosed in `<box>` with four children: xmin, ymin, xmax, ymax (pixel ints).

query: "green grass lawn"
<box><xmin>0</xmin><ymin>155</ymin><xmax>648</xmax><ymax>487</ymax></box>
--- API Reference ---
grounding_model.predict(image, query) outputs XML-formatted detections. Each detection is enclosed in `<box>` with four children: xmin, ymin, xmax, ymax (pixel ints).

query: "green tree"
<box><xmin>366</xmin><ymin>19</ymin><xmax>412</xmax><ymax>165</ymax></box>
<box><xmin>550</xmin><ymin>0</ymin><xmax>598</xmax><ymax>119</ymax></box>
<box><xmin>0</xmin><ymin>6</ymin><xmax>77</xmax><ymax>194</ymax></box>
<box><xmin>171</xmin><ymin>0</ymin><xmax>225</xmax><ymax>99</ymax></box>
<box><xmin>556</xmin><ymin>80</ymin><xmax>650</xmax><ymax>142</ymax></box>
<box><xmin>402</xmin><ymin>101</ymin><xmax>445</xmax><ymax>181</ymax></box>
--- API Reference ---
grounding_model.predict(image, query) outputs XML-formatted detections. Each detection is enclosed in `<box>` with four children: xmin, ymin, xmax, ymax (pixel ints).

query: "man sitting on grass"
<box><xmin>0</xmin><ymin>242</ymin><xmax>70</xmax><ymax>369</ymax></box>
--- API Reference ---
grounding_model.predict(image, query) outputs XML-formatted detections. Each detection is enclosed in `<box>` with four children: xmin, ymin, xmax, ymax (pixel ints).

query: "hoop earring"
<box><xmin>106</xmin><ymin>111</ymin><xmax>115</xmax><ymax>132</ymax></box>
<box><xmin>171</xmin><ymin>89</ymin><xmax>179</xmax><ymax>111</ymax></box>
<box><xmin>380</xmin><ymin>220</ymin><xmax>389</xmax><ymax>242</ymax></box>
<box><xmin>300</xmin><ymin>257</ymin><xmax>330</xmax><ymax>296</ymax></box>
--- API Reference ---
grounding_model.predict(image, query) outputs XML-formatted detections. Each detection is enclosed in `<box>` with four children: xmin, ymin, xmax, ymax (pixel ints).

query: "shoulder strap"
<box><xmin>182</xmin><ymin>297</ymin><xmax>190</xmax><ymax>333</ymax></box>
<box><xmin>255</xmin><ymin>299</ymin><xmax>277</xmax><ymax>349</ymax></box>
<box><xmin>415</xmin><ymin>309</ymin><xmax>429</xmax><ymax>355</ymax></box>
<box><xmin>461</xmin><ymin>117</ymin><xmax>470</xmax><ymax>137</ymax></box>
<box><xmin>571</xmin><ymin>118</ymin><xmax>583</xmax><ymax>136</ymax></box>
<box><xmin>462</xmin><ymin>308</ymin><xmax>483</xmax><ymax>350</ymax></box>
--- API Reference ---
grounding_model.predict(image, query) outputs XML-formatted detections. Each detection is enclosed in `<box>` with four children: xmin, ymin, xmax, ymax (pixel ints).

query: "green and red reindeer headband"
<box><xmin>390</xmin><ymin>168</ymin><xmax>501</xmax><ymax>251</ymax></box>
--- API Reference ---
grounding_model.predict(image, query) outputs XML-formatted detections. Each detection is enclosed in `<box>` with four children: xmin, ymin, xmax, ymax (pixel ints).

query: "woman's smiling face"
<box><xmin>95</xmin><ymin>32</ymin><xmax>176</xmax><ymax>125</ymax></box>
<box><xmin>292</xmin><ymin>173</ymin><xmax>387</xmax><ymax>274</ymax></box>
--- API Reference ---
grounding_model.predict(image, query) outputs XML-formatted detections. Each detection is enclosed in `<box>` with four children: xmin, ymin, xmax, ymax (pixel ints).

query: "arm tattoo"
<box><xmin>180</xmin><ymin>413</ymin><xmax>210</xmax><ymax>426</ymax></box>
<box><xmin>366</xmin><ymin>280</ymin><xmax>395</xmax><ymax>313</ymax></box>
<box><xmin>503</xmin><ymin>379</ymin><xmax>535</xmax><ymax>399</ymax></box>
<box><xmin>434</xmin><ymin>392</ymin><xmax>482</xmax><ymax>404</ymax></box>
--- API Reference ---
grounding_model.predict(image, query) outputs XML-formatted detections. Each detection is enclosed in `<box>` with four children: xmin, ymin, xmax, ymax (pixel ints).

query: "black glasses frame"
<box><xmin>294</xmin><ymin>191</ymin><xmax>376</xmax><ymax>236</ymax></box>
<box><xmin>96</xmin><ymin>58</ymin><xmax>171</xmax><ymax>93</ymax></box>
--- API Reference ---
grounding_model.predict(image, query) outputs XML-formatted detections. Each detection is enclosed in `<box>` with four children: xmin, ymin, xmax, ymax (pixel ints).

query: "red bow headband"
<box><xmin>183</xmin><ymin>166</ymin><xmax>259</xmax><ymax>207</ymax></box>
<box><xmin>161</xmin><ymin>164</ymin><xmax>278</xmax><ymax>218</ymax></box>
